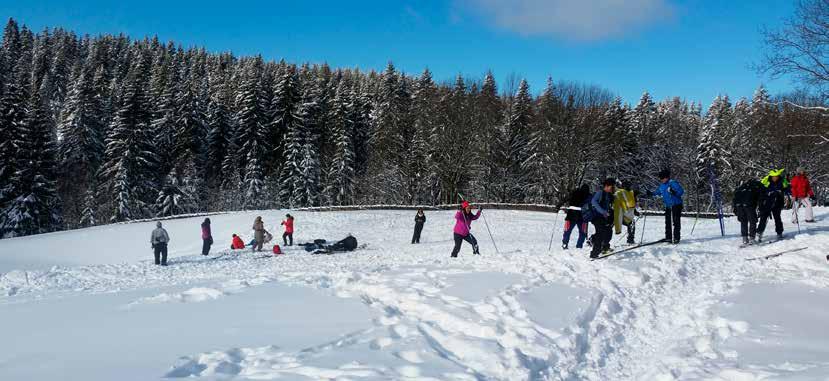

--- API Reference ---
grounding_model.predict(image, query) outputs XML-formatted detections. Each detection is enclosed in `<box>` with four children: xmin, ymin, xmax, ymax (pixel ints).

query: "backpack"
<box><xmin>273</xmin><ymin>245</ymin><xmax>282</xmax><ymax>255</ymax></box>
<box><xmin>581</xmin><ymin>192</ymin><xmax>597</xmax><ymax>223</ymax></box>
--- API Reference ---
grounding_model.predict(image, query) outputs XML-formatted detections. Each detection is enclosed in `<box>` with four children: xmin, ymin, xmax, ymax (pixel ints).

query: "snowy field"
<box><xmin>1</xmin><ymin>208</ymin><xmax>828</xmax><ymax>380</ymax></box>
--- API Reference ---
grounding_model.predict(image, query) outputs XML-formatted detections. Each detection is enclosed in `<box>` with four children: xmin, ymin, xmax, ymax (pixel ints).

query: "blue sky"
<box><xmin>2</xmin><ymin>0</ymin><xmax>795</xmax><ymax>106</ymax></box>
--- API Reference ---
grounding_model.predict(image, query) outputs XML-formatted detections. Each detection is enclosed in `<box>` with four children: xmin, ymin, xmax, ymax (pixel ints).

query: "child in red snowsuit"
<box><xmin>231</xmin><ymin>234</ymin><xmax>245</xmax><ymax>250</ymax></box>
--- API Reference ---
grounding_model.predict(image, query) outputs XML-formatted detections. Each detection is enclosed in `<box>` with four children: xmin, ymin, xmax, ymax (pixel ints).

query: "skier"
<box><xmin>281</xmin><ymin>214</ymin><xmax>295</xmax><ymax>246</ymax></box>
<box><xmin>412</xmin><ymin>208</ymin><xmax>426</xmax><ymax>244</ymax></box>
<box><xmin>150</xmin><ymin>221</ymin><xmax>170</xmax><ymax>266</ymax></box>
<box><xmin>589</xmin><ymin>178</ymin><xmax>616</xmax><ymax>258</ymax></box>
<box><xmin>613</xmin><ymin>180</ymin><xmax>638</xmax><ymax>244</ymax></box>
<box><xmin>647</xmin><ymin>169</ymin><xmax>685</xmax><ymax>244</ymax></box>
<box><xmin>732</xmin><ymin>177</ymin><xmax>764</xmax><ymax>245</ymax></box>
<box><xmin>201</xmin><ymin>218</ymin><xmax>213</xmax><ymax>256</ymax></box>
<box><xmin>251</xmin><ymin>216</ymin><xmax>265</xmax><ymax>252</ymax></box>
<box><xmin>231</xmin><ymin>234</ymin><xmax>245</xmax><ymax>250</ymax></box>
<box><xmin>757</xmin><ymin>168</ymin><xmax>791</xmax><ymax>241</ymax></box>
<box><xmin>791</xmin><ymin>167</ymin><xmax>816</xmax><ymax>223</ymax></box>
<box><xmin>562</xmin><ymin>184</ymin><xmax>590</xmax><ymax>250</ymax></box>
<box><xmin>450</xmin><ymin>201</ymin><xmax>481</xmax><ymax>257</ymax></box>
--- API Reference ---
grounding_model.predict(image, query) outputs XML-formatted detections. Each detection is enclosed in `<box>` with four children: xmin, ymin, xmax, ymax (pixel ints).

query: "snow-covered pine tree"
<box><xmin>243</xmin><ymin>139</ymin><xmax>267</xmax><ymax>210</ymax></box>
<box><xmin>409</xmin><ymin>68</ymin><xmax>438</xmax><ymax>204</ymax></box>
<box><xmin>155</xmin><ymin>167</ymin><xmax>195</xmax><ymax>217</ymax></box>
<box><xmin>98</xmin><ymin>48</ymin><xmax>156</xmax><ymax>222</ymax></box>
<box><xmin>323</xmin><ymin>80</ymin><xmax>355</xmax><ymax>205</ymax></box>
<box><xmin>697</xmin><ymin>95</ymin><xmax>733</xmax><ymax>207</ymax></box>
<box><xmin>475</xmin><ymin>71</ymin><xmax>503</xmax><ymax>203</ymax></box>
<box><xmin>270</xmin><ymin>62</ymin><xmax>300</xmax><ymax>189</ymax></box>
<box><xmin>505</xmin><ymin>79</ymin><xmax>534</xmax><ymax>202</ymax></box>
<box><xmin>2</xmin><ymin>85</ymin><xmax>63</xmax><ymax>237</ymax></box>
<box><xmin>79</xmin><ymin>188</ymin><xmax>96</xmax><ymax>227</ymax></box>
<box><xmin>233</xmin><ymin>57</ymin><xmax>268</xmax><ymax>184</ymax></box>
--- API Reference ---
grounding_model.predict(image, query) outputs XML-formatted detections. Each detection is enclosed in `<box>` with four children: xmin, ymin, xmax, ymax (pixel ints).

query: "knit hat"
<box><xmin>461</xmin><ymin>201</ymin><xmax>470</xmax><ymax>209</ymax></box>
<box><xmin>658</xmin><ymin>169</ymin><xmax>670</xmax><ymax>180</ymax></box>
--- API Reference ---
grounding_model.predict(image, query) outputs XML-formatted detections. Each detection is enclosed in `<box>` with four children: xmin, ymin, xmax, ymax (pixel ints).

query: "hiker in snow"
<box><xmin>562</xmin><ymin>184</ymin><xmax>590</xmax><ymax>250</ymax></box>
<box><xmin>757</xmin><ymin>168</ymin><xmax>791</xmax><ymax>241</ymax></box>
<box><xmin>791</xmin><ymin>168</ymin><xmax>816</xmax><ymax>223</ymax></box>
<box><xmin>589</xmin><ymin>179</ymin><xmax>616</xmax><ymax>258</ymax></box>
<box><xmin>281</xmin><ymin>214</ymin><xmax>295</xmax><ymax>246</ymax></box>
<box><xmin>732</xmin><ymin>177</ymin><xmax>764</xmax><ymax>245</ymax></box>
<box><xmin>150</xmin><ymin>221</ymin><xmax>170</xmax><ymax>266</ymax></box>
<box><xmin>231</xmin><ymin>234</ymin><xmax>245</xmax><ymax>250</ymax></box>
<box><xmin>412</xmin><ymin>208</ymin><xmax>426</xmax><ymax>244</ymax></box>
<box><xmin>613</xmin><ymin>180</ymin><xmax>639</xmax><ymax>244</ymax></box>
<box><xmin>252</xmin><ymin>216</ymin><xmax>265</xmax><ymax>252</ymax></box>
<box><xmin>647</xmin><ymin>169</ymin><xmax>685</xmax><ymax>244</ymax></box>
<box><xmin>201</xmin><ymin>218</ymin><xmax>213</xmax><ymax>256</ymax></box>
<box><xmin>450</xmin><ymin>201</ymin><xmax>481</xmax><ymax>257</ymax></box>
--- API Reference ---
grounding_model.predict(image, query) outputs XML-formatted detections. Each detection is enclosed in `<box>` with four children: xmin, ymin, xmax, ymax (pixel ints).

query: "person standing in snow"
<box><xmin>151</xmin><ymin>221</ymin><xmax>170</xmax><ymax>266</ymax></box>
<box><xmin>201</xmin><ymin>218</ymin><xmax>213</xmax><ymax>256</ymax></box>
<box><xmin>450</xmin><ymin>201</ymin><xmax>481</xmax><ymax>257</ymax></box>
<box><xmin>412</xmin><ymin>208</ymin><xmax>426</xmax><ymax>244</ymax></box>
<box><xmin>647</xmin><ymin>169</ymin><xmax>685</xmax><ymax>244</ymax></box>
<box><xmin>791</xmin><ymin>168</ymin><xmax>816</xmax><ymax>224</ymax></box>
<box><xmin>613</xmin><ymin>180</ymin><xmax>638</xmax><ymax>245</ymax></box>
<box><xmin>589</xmin><ymin>179</ymin><xmax>616</xmax><ymax>258</ymax></box>
<box><xmin>732</xmin><ymin>177</ymin><xmax>764</xmax><ymax>245</ymax></box>
<box><xmin>562</xmin><ymin>184</ymin><xmax>590</xmax><ymax>250</ymax></box>
<box><xmin>758</xmin><ymin>168</ymin><xmax>791</xmax><ymax>241</ymax></box>
<box><xmin>251</xmin><ymin>216</ymin><xmax>265</xmax><ymax>252</ymax></box>
<box><xmin>281</xmin><ymin>214</ymin><xmax>295</xmax><ymax>246</ymax></box>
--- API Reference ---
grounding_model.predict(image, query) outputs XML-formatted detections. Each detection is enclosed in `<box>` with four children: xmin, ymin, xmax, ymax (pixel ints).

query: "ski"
<box><xmin>746</xmin><ymin>247</ymin><xmax>808</xmax><ymax>261</ymax></box>
<box><xmin>590</xmin><ymin>239</ymin><xmax>669</xmax><ymax>260</ymax></box>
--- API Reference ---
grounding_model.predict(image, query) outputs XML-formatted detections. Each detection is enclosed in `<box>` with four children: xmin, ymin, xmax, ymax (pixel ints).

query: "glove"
<box><xmin>634</xmin><ymin>209</ymin><xmax>641</xmax><ymax>217</ymax></box>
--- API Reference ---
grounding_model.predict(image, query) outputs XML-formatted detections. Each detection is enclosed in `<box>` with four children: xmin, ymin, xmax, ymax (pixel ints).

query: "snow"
<box><xmin>1</xmin><ymin>208</ymin><xmax>828</xmax><ymax>380</ymax></box>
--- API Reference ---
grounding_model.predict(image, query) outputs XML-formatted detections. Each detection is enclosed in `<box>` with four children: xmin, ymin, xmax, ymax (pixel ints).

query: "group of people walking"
<box><xmin>733</xmin><ymin>168</ymin><xmax>816</xmax><ymax>245</ymax></box>
<box><xmin>149</xmin><ymin>167</ymin><xmax>817</xmax><ymax>264</ymax></box>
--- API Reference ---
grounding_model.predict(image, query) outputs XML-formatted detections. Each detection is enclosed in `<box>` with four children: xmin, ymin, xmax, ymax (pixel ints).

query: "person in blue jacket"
<box><xmin>648</xmin><ymin>169</ymin><xmax>685</xmax><ymax>244</ymax></box>
<box><xmin>589</xmin><ymin>178</ymin><xmax>616</xmax><ymax>258</ymax></box>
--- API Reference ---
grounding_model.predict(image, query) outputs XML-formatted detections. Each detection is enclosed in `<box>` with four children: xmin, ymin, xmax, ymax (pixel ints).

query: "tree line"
<box><xmin>0</xmin><ymin>18</ymin><xmax>827</xmax><ymax>238</ymax></box>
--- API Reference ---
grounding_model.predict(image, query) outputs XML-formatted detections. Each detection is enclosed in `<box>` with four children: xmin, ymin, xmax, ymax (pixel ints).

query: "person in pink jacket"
<box><xmin>450</xmin><ymin>201</ymin><xmax>482</xmax><ymax>257</ymax></box>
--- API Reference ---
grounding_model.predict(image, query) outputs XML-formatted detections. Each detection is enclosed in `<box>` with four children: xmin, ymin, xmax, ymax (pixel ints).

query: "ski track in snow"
<box><xmin>1</xmin><ymin>209</ymin><xmax>829</xmax><ymax>380</ymax></box>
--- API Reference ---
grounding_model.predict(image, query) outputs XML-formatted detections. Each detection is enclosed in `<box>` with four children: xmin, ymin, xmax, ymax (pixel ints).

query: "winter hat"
<box><xmin>796</xmin><ymin>167</ymin><xmax>804</xmax><ymax>174</ymax></box>
<box><xmin>461</xmin><ymin>201</ymin><xmax>470</xmax><ymax>209</ymax></box>
<box><xmin>156</xmin><ymin>222</ymin><xmax>162</xmax><ymax>228</ymax></box>
<box><xmin>604</xmin><ymin>178</ymin><xmax>616</xmax><ymax>187</ymax></box>
<box><xmin>657</xmin><ymin>169</ymin><xmax>670</xmax><ymax>180</ymax></box>
<box><xmin>768</xmin><ymin>168</ymin><xmax>785</xmax><ymax>177</ymax></box>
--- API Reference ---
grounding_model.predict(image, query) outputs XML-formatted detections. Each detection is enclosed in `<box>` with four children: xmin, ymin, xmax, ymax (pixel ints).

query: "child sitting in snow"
<box><xmin>231</xmin><ymin>234</ymin><xmax>245</xmax><ymax>250</ymax></box>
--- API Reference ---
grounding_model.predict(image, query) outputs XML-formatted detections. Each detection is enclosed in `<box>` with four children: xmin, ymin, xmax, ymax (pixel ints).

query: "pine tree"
<box><xmin>324</xmin><ymin>80</ymin><xmax>356</xmax><ymax>205</ymax></box>
<box><xmin>155</xmin><ymin>167</ymin><xmax>194</xmax><ymax>217</ymax></box>
<box><xmin>243</xmin><ymin>139</ymin><xmax>267</xmax><ymax>209</ymax></box>
<box><xmin>79</xmin><ymin>188</ymin><xmax>96</xmax><ymax>227</ymax></box>
<box><xmin>2</xmin><ymin>87</ymin><xmax>63</xmax><ymax>237</ymax></box>
<box><xmin>697</xmin><ymin>96</ymin><xmax>733</xmax><ymax>205</ymax></box>
<box><xmin>409</xmin><ymin>69</ymin><xmax>438</xmax><ymax>204</ymax></box>
<box><xmin>504</xmin><ymin>79</ymin><xmax>534</xmax><ymax>202</ymax></box>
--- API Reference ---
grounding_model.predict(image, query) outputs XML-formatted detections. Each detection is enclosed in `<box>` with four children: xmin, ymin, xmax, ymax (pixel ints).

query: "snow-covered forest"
<box><xmin>0</xmin><ymin>18</ymin><xmax>827</xmax><ymax>238</ymax></box>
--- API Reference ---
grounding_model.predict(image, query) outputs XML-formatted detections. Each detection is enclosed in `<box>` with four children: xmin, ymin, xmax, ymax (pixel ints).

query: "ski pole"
<box><xmin>547</xmin><ymin>208</ymin><xmax>561</xmax><ymax>251</ymax></box>
<box><xmin>481</xmin><ymin>212</ymin><xmax>501</xmax><ymax>255</ymax></box>
<box><xmin>639</xmin><ymin>205</ymin><xmax>648</xmax><ymax>245</ymax></box>
<box><xmin>794</xmin><ymin>198</ymin><xmax>801</xmax><ymax>234</ymax></box>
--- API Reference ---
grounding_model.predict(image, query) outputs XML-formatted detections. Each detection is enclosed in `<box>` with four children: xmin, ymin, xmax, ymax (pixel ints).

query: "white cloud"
<box><xmin>459</xmin><ymin>0</ymin><xmax>675</xmax><ymax>41</ymax></box>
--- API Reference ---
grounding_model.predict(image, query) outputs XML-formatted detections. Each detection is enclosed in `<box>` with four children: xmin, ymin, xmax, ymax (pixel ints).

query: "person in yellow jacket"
<box><xmin>613</xmin><ymin>180</ymin><xmax>638</xmax><ymax>244</ymax></box>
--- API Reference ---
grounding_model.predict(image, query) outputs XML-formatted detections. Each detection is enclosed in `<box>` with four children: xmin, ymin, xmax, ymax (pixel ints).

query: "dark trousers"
<box><xmin>283</xmin><ymin>232</ymin><xmax>293</xmax><ymax>246</ymax></box>
<box><xmin>562</xmin><ymin>220</ymin><xmax>587</xmax><ymax>248</ymax></box>
<box><xmin>665</xmin><ymin>204</ymin><xmax>683</xmax><ymax>242</ymax></box>
<box><xmin>412</xmin><ymin>223</ymin><xmax>424</xmax><ymax>243</ymax></box>
<box><xmin>590</xmin><ymin>217</ymin><xmax>612</xmax><ymax>257</ymax></box>
<box><xmin>625</xmin><ymin>221</ymin><xmax>636</xmax><ymax>244</ymax></box>
<box><xmin>758</xmin><ymin>206</ymin><xmax>783</xmax><ymax>235</ymax></box>
<box><xmin>735</xmin><ymin>206</ymin><xmax>757</xmax><ymax>239</ymax></box>
<box><xmin>450</xmin><ymin>233</ymin><xmax>479</xmax><ymax>257</ymax></box>
<box><xmin>201</xmin><ymin>239</ymin><xmax>212</xmax><ymax>256</ymax></box>
<box><xmin>154</xmin><ymin>243</ymin><xmax>168</xmax><ymax>265</ymax></box>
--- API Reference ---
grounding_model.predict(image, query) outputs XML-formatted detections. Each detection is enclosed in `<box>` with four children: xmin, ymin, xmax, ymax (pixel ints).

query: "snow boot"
<box><xmin>562</xmin><ymin>243</ymin><xmax>568</xmax><ymax>250</ymax></box>
<box><xmin>805</xmin><ymin>219</ymin><xmax>816</xmax><ymax>223</ymax></box>
<box><xmin>757</xmin><ymin>232</ymin><xmax>763</xmax><ymax>242</ymax></box>
<box><xmin>742</xmin><ymin>236</ymin><xmax>749</xmax><ymax>245</ymax></box>
<box><xmin>777</xmin><ymin>233</ymin><xmax>784</xmax><ymax>240</ymax></box>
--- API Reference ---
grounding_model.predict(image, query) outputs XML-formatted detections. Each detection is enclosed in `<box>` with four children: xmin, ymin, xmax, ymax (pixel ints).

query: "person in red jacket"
<box><xmin>281</xmin><ymin>214</ymin><xmax>295</xmax><ymax>246</ymax></box>
<box><xmin>231</xmin><ymin>234</ymin><xmax>245</xmax><ymax>250</ymax></box>
<box><xmin>791</xmin><ymin>167</ymin><xmax>816</xmax><ymax>223</ymax></box>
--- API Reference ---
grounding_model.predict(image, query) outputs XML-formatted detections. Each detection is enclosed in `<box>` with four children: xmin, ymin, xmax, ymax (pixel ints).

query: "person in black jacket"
<box><xmin>589</xmin><ymin>179</ymin><xmax>616</xmax><ymax>258</ymax></box>
<box><xmin>732</xmin><ymin>178</ymin><xmax>764</xmax><ymax>245</ymax></box>
<box><xmin>412</xmin><ymin>208</ymin><xmax>426</xmax><ymax>244</ymax></box>
<box><xmin>562</xmin><ymin>184</ymin><xmax>591</xmax><ymax>249</ymax></box>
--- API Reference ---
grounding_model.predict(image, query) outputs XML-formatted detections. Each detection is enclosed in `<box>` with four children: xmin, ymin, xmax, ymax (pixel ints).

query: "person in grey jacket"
<box><xmin>151</xmin><ymin>221</ymin><xmax>170</xmax><ymax>266</ymax></box>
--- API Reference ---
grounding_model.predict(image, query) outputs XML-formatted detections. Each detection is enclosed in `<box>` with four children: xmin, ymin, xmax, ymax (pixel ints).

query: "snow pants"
<box><xmin>792</xmin><ymin>197</ymin><xmax>814</xmax><ymax>223</ymax></box>
<box><xmin>735</xmin><ymin>206</ymin><xmax>757</xmax><ymax>239</ymax></box>
<box><xmin>412</xmin><ymin>222</ymin><xmax>424</xmax><ymax>244</ymax></box>
<box><xmin>201</xmin><ymin>238</ymin><xmax>212</xmax><ymax>256</ymax></box>
<box><xmin>451</xmin><ymin>233</ymin><xmax>479</xmax><ymax>257</ymax></box>
<box><xmin>665</xmin><ymin>204</ymin><xmax>682</xmax><ymax>243</ymax></box>
<box><xmin>562</xmin><ymin>220</ymin><xmax>587</xmax><ymax>248</ymax></box>
<box><xmin>283</xmin><ymin>232</ymin><xmax>293</xmax><ymax>246</ymax></box>
<box><xmin>153</xmin><ymin>243</ymin><xmax>168</xmax><ymax>265</ymax></box>
<box><xmin>590</xmin><ymin>217</ymin><xmax>612</xmax><ymax>257</ymax></box>
<box><xmin>758</xmin><ymin>206</ymin><xmax>783</xmax><ymax>236</ymax></box>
